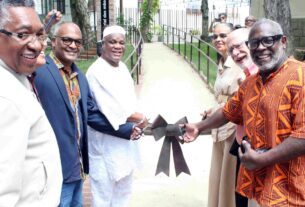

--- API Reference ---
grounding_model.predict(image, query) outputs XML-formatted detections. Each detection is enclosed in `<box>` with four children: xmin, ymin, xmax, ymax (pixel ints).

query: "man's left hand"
<box><xmin>238</xmin><ymin>140</ymin><xmax>263</xmax><ymax>170</ymax></box>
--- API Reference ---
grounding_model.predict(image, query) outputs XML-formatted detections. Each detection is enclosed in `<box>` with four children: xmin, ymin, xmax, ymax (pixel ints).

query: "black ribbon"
<box><xmin>151</xmin><ymin>115</ymin><xmax>191</xmax><ymax>177</ymax></box>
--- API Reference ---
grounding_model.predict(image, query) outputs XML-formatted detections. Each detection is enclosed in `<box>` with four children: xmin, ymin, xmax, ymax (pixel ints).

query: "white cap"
<box><xmin>103</xmin><ymin>25</ymin><xmax>126</xmax><ymax>39</ymax></box>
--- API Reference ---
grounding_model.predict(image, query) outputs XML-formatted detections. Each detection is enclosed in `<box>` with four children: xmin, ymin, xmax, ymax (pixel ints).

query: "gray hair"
<box><xmin>249</xmin><ymin>18</ymin><xmax>283</xmax><ymax>38</ymax></box>
<box><xmin>213</xmin><ymin>22</ymin><xmax>234</xmax><ymax>33</ymax></box>
<box><xmin>0</xmin><ymin>0</ymin><xmax>35</xmax><ymax>28</ymax></box>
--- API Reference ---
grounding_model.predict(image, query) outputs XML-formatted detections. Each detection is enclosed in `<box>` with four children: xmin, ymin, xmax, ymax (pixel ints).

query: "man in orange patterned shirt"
<box><xmin>183</xmin><ymin>19</ymin><xmax>305</xmax><ymax>206</ymax></box>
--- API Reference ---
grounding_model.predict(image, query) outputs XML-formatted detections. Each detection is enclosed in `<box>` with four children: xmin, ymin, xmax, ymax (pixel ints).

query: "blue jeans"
<box><xmin>59</xmin><ymin>180</ymin><xmax>83</xmax><ymax>207</ymax></box>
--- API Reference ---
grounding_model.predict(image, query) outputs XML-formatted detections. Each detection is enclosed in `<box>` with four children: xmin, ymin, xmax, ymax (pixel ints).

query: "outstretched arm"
<box><xmin>183</xmin><ymin>107</ymin><xmax>229</xmax><ymax>142</ymax></box>
<box><xmin>87</xmin><ymin>93</ymin><xmax>134</xmax><ymax>140</ymax></box>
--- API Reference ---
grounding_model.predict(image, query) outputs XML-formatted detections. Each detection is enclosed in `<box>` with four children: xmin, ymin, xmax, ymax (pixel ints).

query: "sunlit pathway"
<box><xmin>129</xmin><ymin>42</ymin><xmax>217</xmax><ymax>207</ymax></box>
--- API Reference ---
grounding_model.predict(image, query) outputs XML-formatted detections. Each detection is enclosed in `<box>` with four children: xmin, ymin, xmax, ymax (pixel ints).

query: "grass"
<box><xmin>45</xmin><ymin>44</ymin><xmax>135</xmax><ymax>74</ymax></box>
<box><xmin>170</xmin><ymin>42</ymin><xmax>218</xmax><ymax>87</ymax></box>
<box><xmin>76</xmin><ymin>58</ymin><xmax>96</xmax><ymax>73</ymax></box>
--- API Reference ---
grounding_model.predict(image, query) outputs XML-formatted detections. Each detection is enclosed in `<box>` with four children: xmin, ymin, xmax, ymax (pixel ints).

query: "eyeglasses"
<box><xmin>54</xmin><ymin>36</ymin><xmax>83</xmax><ymax>47</ymax></box>
<box><xmin>212</xmin><ymin>33</ymin><xmax>227</xmax><ymax>40</ymax></box>
<box><xmin>228</xmin><ymin>42</ymin><xmax>246</xmax><ymax>54</ymax></box>
<box><xmin>246</xmin><ymin>34</ymin><xmax>283</xmax><ymax>50</ymax></box>
<box><xmin>0</xmin><ymin>29</ymin><xmax>48</xmax><ymax>44</ymax></box>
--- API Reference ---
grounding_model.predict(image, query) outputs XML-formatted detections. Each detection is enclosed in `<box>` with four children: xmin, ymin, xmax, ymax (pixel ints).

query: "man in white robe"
<box><xmin>86</xmin><ymin>25</ymin><xmax>148</xmax><ymax>207</ymax></box>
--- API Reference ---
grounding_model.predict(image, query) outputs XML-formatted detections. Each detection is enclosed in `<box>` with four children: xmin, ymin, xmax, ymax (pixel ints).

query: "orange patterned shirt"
<box><xmin>223</xmin><ymin>58</ymin><xmax>305</xmax><ymax>206</ymax></box>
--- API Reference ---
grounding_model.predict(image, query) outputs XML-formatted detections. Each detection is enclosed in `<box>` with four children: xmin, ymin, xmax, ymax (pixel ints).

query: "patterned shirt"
<box><xmin>223</xmin><ymin>58</ymin><xmax>305</xmax><ymax>206</ymax></box>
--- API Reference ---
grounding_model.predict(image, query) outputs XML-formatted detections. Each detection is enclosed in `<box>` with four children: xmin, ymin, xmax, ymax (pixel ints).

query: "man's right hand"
<box><xmin>130</xmin><ymin>125</ymin><xmax>142</xmax><ymax>140</ymax></box>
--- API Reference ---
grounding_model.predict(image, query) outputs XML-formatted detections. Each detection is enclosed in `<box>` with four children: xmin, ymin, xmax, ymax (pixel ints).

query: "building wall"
<box><xmin>250</xmin><ymin>0</ymin><xmax>305</xmax><ymax>19</ymax></box>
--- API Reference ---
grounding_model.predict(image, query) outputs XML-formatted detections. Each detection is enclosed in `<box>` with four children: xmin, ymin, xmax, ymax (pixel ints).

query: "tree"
<box><xmin>200</xmin><ymin>0</ymin><xmax>209</xmax><ymax>41</ymax></box>
<box><xmin>70</xmin><ymin>0</ymin><xmax>93</xmax><ymax>47</ymax></box>
<box><xmin>263</xmin><ymin>0</ymin><xmax>293</xmax><ymax>55</ymax></box>
<box><xmin>140</xmin><ymin>0</ymin><xmax>159</xmax><ymax>42</ymax></box>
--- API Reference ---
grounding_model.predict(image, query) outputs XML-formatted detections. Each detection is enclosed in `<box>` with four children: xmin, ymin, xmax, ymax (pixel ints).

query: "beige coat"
<box><xmin>212</xmin><ymin>56</ymin><xmax>245</xmax><ymax>142</ymax></box>
<box><xmin>0</xmin><ymin>59</ymin><xmax>62</xmax><ymax>207</ymax></box>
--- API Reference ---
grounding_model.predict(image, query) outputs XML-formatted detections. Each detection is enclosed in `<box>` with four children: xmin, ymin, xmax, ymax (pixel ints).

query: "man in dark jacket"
<box><xmin>35</xmin><ymin>22</ymin><xmax>137</xmax><ymax>207</ymax></box>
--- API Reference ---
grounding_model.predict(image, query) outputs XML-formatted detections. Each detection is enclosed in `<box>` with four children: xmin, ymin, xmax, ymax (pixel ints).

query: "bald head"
<box><xmin>227</xmin><ymin>28</ymin><xmax>253</xmax><ymax>69</ymax></box>
<box><xmin>52</xmin><ymin>22</ymin><xmax>83</xmax><ymax>67</ymax></box>
<box><xmin>227</xmin><ymin>28</ymin><xmax>249</xmax><ymax>44</ymax></box>
<box><xmin>54</xmin><ymin>22</ymin><xmax>82</xmax><ymax>38</ymax></box>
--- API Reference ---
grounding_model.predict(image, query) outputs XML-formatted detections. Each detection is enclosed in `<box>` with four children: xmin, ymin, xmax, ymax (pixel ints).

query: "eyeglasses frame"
<box><xmin>246</xmin><ymin>34</ymin><xmax>283</xmax><ymax>50</ymax></box>
<box><xmin>212</xmin><ymin>33</ymin><xmax>228</xmax><ymax>40</ymax></box>
<box><xmin>0</xmin><ymin>28</ymin><xmax>48</xmax><ymax>44</ymax></box>
<box><xmin>53</xmin><ymin>36</ymin><xmax>83</xmax><ymax>47</ymax></box>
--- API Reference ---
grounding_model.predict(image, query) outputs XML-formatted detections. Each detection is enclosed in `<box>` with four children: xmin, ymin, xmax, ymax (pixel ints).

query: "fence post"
<box><xmin>190</xmin><ymin>35</ymin><xmax>193</xmax><ymax>63</ymax></box>
<box><xmin>207</xmin><ymin>45</ymin><xmax>210</xmax><ymax>85</ymax></box>
<box><xmin>172</xmin><ymin>27</ymin><xmax>174</xmax><ymax>50</ymax></box>
<box><xmin>198</xmin><ymin>40</ymin><xmax>201</xmax><ymax>73</ymax></box>
<box><xmin>178</xmin><ymin>30</ymin><xmax>180</xmax><ymax>55</ymax></box>
<box><xmin>184</xmin><ymin>32</ymin><xmax>187</xmax><ymax>59</ymax></box>
<box><xmin>139</xmin><ymin>40</ymin><xmax>142</xmax><ymax>75</ymax></box>
<box><xmin>167</xmin><ymin>25</ymin><xmax>169</xmax><ymax>45</ymax></box>
<box><xmin>136</xmin><ymin>42</ymin><xmax>140</xmax><ymax>76</ymax></box>
<box><xmin>162</xmin><ymin>24</ymin><xmax>165</xmax><ymax>44</ymax></box>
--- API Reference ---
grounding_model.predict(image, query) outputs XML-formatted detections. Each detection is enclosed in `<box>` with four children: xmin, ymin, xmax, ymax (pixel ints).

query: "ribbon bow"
<box><xmin>151</xmin><ymin>115</ymin><xmax>191</xmax><ymax>177</ymax></box>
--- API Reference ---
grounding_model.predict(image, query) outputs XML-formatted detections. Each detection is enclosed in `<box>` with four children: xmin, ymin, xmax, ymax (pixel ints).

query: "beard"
<box><xmin>255</xmin><ymin>49</ymin><xmax>284</xmax><ymax>73</ymax></box>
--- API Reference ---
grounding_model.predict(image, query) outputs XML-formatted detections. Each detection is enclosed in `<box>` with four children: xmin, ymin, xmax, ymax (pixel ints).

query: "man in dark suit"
<box><xmin>35</xmin><ymin>22</ymin><xmax>137</xmax><ymax>207</ymax></box>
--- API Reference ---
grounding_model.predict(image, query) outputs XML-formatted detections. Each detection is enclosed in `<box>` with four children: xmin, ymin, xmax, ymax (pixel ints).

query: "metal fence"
<box><xmin>116</xmin><ymin>6</ymin><xmax>250</xmax><ymax>35</ymax></box>
<box><xmin>124</xmin><ymin>26</ymin><xmax>144</xmax><ymax>84</ymax></box>
<box><xmin>161</xmin><ymin>25</ymin><xmax>219</xmax><ymax>90</ymax></box>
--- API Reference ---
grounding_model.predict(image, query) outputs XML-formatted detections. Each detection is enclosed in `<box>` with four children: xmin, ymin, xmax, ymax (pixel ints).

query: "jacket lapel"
<box><xmin>77</xmin><ymin>71</ymin><xmax>88</xmax><ymax>119</ymax></box>
<box><xmin>46</xmin><ymin>56</ymin><xmax>74</xmax><ymax>115</ymax></box>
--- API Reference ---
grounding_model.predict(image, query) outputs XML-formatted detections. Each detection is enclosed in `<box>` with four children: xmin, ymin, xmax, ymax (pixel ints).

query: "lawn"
<box><xmin>170</xmin><ymin>42</ymin><xmax>218</xmax><ymax>87</ymax></box>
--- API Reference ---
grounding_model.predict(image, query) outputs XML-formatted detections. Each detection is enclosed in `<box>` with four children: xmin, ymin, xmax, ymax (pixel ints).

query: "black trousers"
<box><xmin>230</xmin><ymin>138</ymin><xmax>248</xmax><ymax>207</ymax></box>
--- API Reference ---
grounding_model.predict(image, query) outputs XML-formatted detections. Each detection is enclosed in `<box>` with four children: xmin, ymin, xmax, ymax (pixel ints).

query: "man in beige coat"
<box><xmin>0</xmin><ymin>1</ymin><xmax>62</xmax><ymax>206</ymax></box>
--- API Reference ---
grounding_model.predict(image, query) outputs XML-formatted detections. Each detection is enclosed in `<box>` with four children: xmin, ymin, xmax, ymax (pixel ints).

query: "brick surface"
<box><xmin>83</xmin><ymin>178</ymin><xmax>92</xmax><ymax>207</ymax></box>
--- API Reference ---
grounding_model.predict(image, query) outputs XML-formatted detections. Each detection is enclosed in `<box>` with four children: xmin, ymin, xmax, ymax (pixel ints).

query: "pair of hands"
<box><xmin>182</xmin><ymin>108</ymin><xmax>212</xmax><ymax>143</ymax></box>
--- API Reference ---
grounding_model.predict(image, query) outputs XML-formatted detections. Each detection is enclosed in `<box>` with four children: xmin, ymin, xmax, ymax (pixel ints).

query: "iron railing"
<box><xmin>124</xmin><ymin>26</ymin><xmax>144</xmax><ymax>84</ymax></box>
<box><xmin>161</xmin><ymin>25</ymin><xmax>219</xmax><ymax>91</ymax></box>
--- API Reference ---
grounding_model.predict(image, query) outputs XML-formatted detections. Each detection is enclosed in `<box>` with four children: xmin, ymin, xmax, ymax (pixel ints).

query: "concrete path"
<box><xmin>129</xmin><ymin>42</ymin><xmax>217</xmax><ymax>207</ymax></box>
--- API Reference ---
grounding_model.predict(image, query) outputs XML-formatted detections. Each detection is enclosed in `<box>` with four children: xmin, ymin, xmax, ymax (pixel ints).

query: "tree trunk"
<box><xmin>70</xmin><ymin>0</ymin><xmax>93</xmax><ymax>47</ymax></box>
<box><xmin>200</xmin><ymin>0</ymin><xmax>209</xmax><ymax>41</ymax></box>
<box><xmin>263</xmin><ymin>0</ymin><xmax>293</xmax><ymax>55</ymax></box>
<box><xmin>140</xmin><ymin>0</ymin><xmax>153</xmax><ymax>42</ymax></box>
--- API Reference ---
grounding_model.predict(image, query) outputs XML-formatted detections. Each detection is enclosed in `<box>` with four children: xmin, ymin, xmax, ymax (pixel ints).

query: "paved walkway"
<box><xmin>129</xmin><ymin>42</ymin><xmax>217</xmax><ymax>207</ymax></box>
<box><xmin>83</xmin><ymin>42</ymin><xmax>217</xmax><ymax>206</ymax></box>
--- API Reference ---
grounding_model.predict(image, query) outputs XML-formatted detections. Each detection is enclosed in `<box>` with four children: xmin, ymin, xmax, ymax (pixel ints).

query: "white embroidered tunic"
<box><xmin>86</xmin><ymin>58</ymin><xmax>140</xmax><ymax>181</ymax></box>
